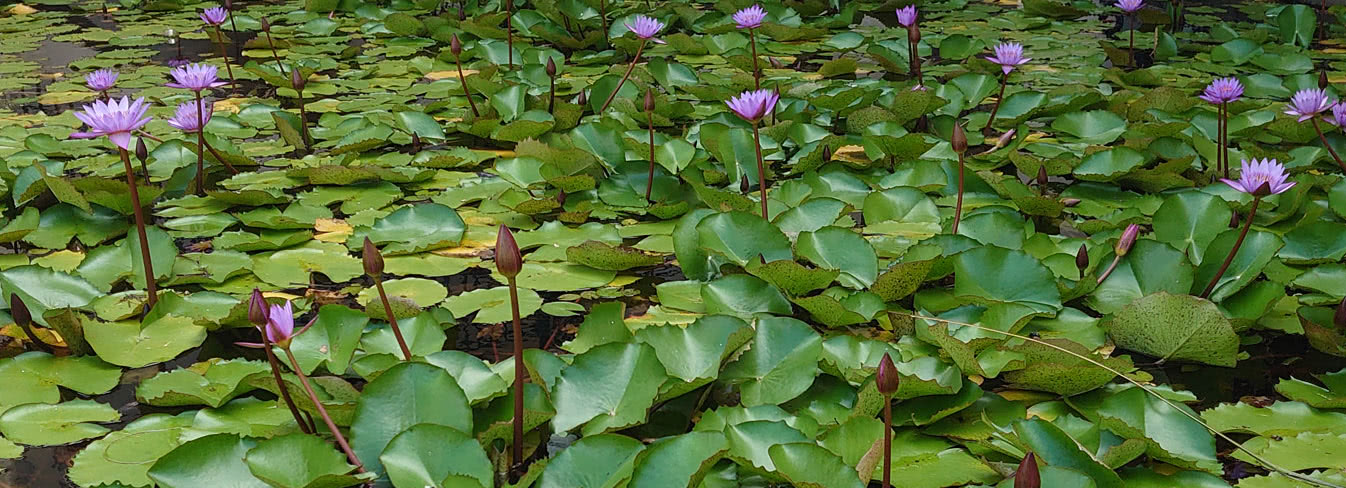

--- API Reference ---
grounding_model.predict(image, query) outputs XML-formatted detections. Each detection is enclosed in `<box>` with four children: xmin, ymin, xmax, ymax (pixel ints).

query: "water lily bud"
<box><xmin>822</xmin><ymin>144</ymin><xmax>831</xmax><ymax>162</ymax></box>
<box><xmin>1320</xmin><ymin>70</ymin><xmax>1330</xmax><ymax>90</ymax></box>
<box><xmin>556</xmin><ymin>189</ymin><xmax>567</xmax><ymax>206</ymax></box>
<box><xmin>644</xmin><ymin>88</ymin><xmax>655</xmax><ymax>113</ymax></box>
<box><xmin>769</xmin><ymin>57</ymin><xmax>783</xmax><ymax>69</ymax></box>
<box><xmin>1062</xmin><ymin>198</ymin><xmax>1081</xmax><ymax>207</ymax></box>
<box><xmin>996</xmin><ymin>128</ymin><xmax>1017</xmax><ymax>148</ymax></box>
<box><xmin>907</xmin><ymin>24</ymin><xmax>920</xmax><ymax>44</ymax></box>
<box><xmin>290</xmin><ymin>68</ymin><xmax>305</xmax><ymax>92</ymax></box>
<box><xmin>1115</xmin><ymin>223</ymin><xmax>1139</xmax><ymax>257</ymax></box>
<box><xmin>546</xmin><ymin>57</ymin><xmax>557</xmax><ymax>77</ymax></box>
<box><xmin>495</xmin><ymin>225</ymin><xmax>522</xmax><ymax>279</ymax></box>
<box><xmin>260</xmin><ymin>17</ymin><xmax>270</xmax><ymax>32</ymax></box>
<box><xmin>450</xmin><ymin>34</ymin><xmax>462</xmax><ymax>56</ymax></box>
<box><xmin>248</xmin><ymin>288</ymin><xmax>267</xmax><ymax>326</ymax></box>
<box><xmin>951</xmin><ymin>123</ymin><xmax>967</xmax><ymax>154</ymax></box>
<box><xmin>740</xmin><ymin>174</ymin><xmax>750</xmax><ymax>194</ymax></box>
<box><xmin>1014</xmin><ymin>452</ymin><xmax>1040</xmax><ymax>488</ymax></box>
<box><xmin>1336</xmin><ymin>296</ymin><xmax>1346</xmax><ymax>329</ymax></box>
<box><xmin>1075</xmin><ymin>244</ymin><xmax>1089</xmax><ymax>278</ymax></box>
<box><xmin>1230</xmin><ymin>211</ymin><xmax>1239</xmax><ymax>228</ymax></box>
<box><xmin>9</xmin><ymin>294</ymin><xmax>30</xmax><ymax>327</ymax></box>
<box><xmin>410</xmin><ymin>132</ymin><xmax>421</xmax><ymax>148</ymax></box>
<box><xmin>135</xmin><ymin>137</ymin><xmax>149</xmax><ymax>164</ymax></box>
<box><xmin>1036</xmin><ymin>166</ymin><xmax>1048</xmax><ymax>188</ymax></box>
<box><xmin>362</xmin><ymin>237</ymin><xmax>384</xmax><ymax>278</ymax></box>
<box><xmin>876</xmin><ymin>353</ymin><xmax>899</xmax><ymax>396</ymax></box>
<box><xmin>576</xmin><ymin>90</ymin><xmax>588</xmax><ymax>106</ymax></box>
<box><xmin>224</xmin><ymin>0</ymin><xmax>232</xmax><ymax>10</ymax></box>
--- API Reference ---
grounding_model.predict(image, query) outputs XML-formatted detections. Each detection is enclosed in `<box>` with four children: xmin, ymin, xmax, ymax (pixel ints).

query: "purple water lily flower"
<box><xmin>896</xmin><ymin>5</ymin><xmax>917</xmax><ymax>27</ymax></box>
<box><xmin>85</xmin><ymin>69</ymin><xmax>118</xmax><ymax>93</ymax></box>
<box><xmin>1199</xmin><ymin>77</ymin><xmax>1243</xmax><ymax>104</ymax></box>
<box><xmin>726</xmin><ymin>88</ymin><xmax>779</xmax><ymax>122</ymax></box>
<box><xmin>265</xmin><ymin>301</ymin><xmax>296</xmax><ymax>344</ymax></box>
<box><xmin>1221</xmin><ymin>158</ymin><xmax>1295</xmax><ymax>196</ymax></box>
<box><xmin>166</xmin><ymin>63</ymin><xmax>227</xmax><ymax>92</ymax></box>
<box><xmin>1115</xmin><ymin>0</ymin><xmax>1143</xmax><ymax>13</ymax></box>
<box><xmin>624</xmin><ymin>15</ymin><xmax>666</xmax><ymax>44</ymax></box>
<box><xmin>987</xmin><ymin>42</ymin><xmax>1030</xmax><ymax>74</ymax></box>
<box><xmin>1286</xmin><ymin>88</ymin><xmax>1333</xmax><ymax>122</ymax></box>
<box><xmin>1328</xmin><ymin>102</ymin><xmax>1346</xmax><ymax>127</ymax></box>
<box><xmin>201</xmin><ymin>6</ymin><xmax>228</xmax><ymax>26</ymax></box>
<box><xmin>733</xmin><ymin>5</ymin><xmax>766</xmax><ymax>29</ymax></box>
<box><xmin>70</xmin><ymin>96</ymin><xmax>152</xmax><ymax>150</ymax></box>
<box><xmin>166</xmin><ymin>99</ymin><xmax>213</xmax><ymax>133</ymax></box>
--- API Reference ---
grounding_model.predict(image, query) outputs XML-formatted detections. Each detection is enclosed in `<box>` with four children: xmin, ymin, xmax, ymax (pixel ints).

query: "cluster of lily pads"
<box><xmin>4</xmin><ymin>0</ymin><xmax>1346</xmax><ymax>487</ymax></box>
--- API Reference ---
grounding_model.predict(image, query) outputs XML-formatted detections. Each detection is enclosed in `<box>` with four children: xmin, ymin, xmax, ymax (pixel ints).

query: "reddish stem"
<box><xmin>262</xmin><ymin>333</ymin><xmax>314</xmax><ymax>434</ymax></box>
<box><xmin>882</xmin><ymin>398</ymin><xmax>892</xmax><ymax>488</ymax></box>
<box><xmin>752</xmin><ymin>122</ymin><xmax>768</xmax><ymax>219</ymax></box>
<box><xmin>508</xmin><ymin>277</ymin><xmax>527</xmax><ymax>478</ymax></box>
<box><xmin>1200</xmin><ymin>197</ymin><xmax>1260</xmax><ymax>299</ymax></box>
<box><xmin>1096</xmin><ymin>254</ymin><xmax>1122</xmax><ymax>285</ymax></box>
<box><xmin>952</xmin><ymin>153</ymin><xmax>965</xmax><ymax>234</ymax></box>
<box><xmin>646</xmin><ymin>111</ymin><xmax>656</xmax><ymax>202</ymax></box>
<box><xmin>454</xmin><ymin>52</ymin><xmax>481</xmax><ymax>117</ymax></box>
<box><xmin>986</xmin><ymin>73</ymin><xmax>1007</xmax><ymax>128</ymax></box>
<box><xmin>213</xmin><ymin>26</ymin><xmax>236</xmax><ymax>90</ymax></box>
<box><xmin>749</xmin><ymin>29</ymin><xmax>760</xmax><ymax>89</ymax></box>
<box><xmin>194</xmin><ymin>92</ymin><xmax>206</xmax><ymax>196</ymax></box>
<box><xmin>118</xmin><ymin>149</ymin><xmax>158</xmax><ymax>310</ymax></box>
<box><xmin>1311</xmin><ymin>118</ymin><xmax>1346</xmax><ymax>173</ymax></box>
<box><xmin>373</xmin><ymin>276</ymin><xmax>413</xmax><ymax>360</ymax></box>
<box><xmin>282</xmin><ymin>347</ymin><xmax>365</xmax><ymax>472</ymax></box>
<box><xmin>598</xmin><ymin>39</ymin><xmax>647</xmax><ymax>113</ymax></box>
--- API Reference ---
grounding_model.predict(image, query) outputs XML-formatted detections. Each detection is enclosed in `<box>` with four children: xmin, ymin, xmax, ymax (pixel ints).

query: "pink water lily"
<box><xmin>1327</xmin><ymin>102</ymin><xmax>1346</xmax><ymax>127</ymax></box>
<box><xmin>726</xmin><ymin>88</ymin><xmax>779</xmax><ymax>122</ymax></box>
<box><xmin>733</xmin><ymin>5</ymin><xmax>766</xmax><ymax>29</ymax></box>
<box><xmin>70</xmin><ymin>96</ymin><xmax>152</xmax><ymax>150</ymax></box>
<box><xmin>265</xmin><ymin>301</ymin><xmax>295</xmax><ymax>343</ymax></box>
<box><xmin>1286</xmin><ymin>88</ymin><xmax>1333</xmax><ymax>122</ymax></box>
<box><xmin>895</xmin><ymin>5</ymin><xmax>917</xmax><ymax>27</ymax></box>
<box><xmin>1220</xmin><ymin>158</ymin><xmax>1295</xmax><ymax>196</ymax></box>
<box><xmin>987</xmin><ymin>42</ymin><xmax>1030</xmax><ymax>74</ymax></box>
<box><xmin>624</xmin><ymin>15</ymin><xmax>666</xmax><ymax>43</ymax></box>
<box><xmin>1115</xmin><ymin>0</ymin><xmax>1142</xmax><ymax>13</ymax></box>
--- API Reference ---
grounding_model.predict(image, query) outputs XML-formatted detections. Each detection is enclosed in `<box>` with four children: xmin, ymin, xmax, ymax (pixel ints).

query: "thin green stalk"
<box><xmin>1200</xmin><ymin>197</ymin><xmax>1259</xmax><ymax>299</ymax></box>
<box><xmin>895</xmin><ymin>311</ymin><xmax>1346</xmax><ymax>488</ymax></box>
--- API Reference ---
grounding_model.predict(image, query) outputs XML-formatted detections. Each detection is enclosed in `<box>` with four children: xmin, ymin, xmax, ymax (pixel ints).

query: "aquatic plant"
<box><xmin>1201</xmin><ymin>159</ymin><xmax>1295</xmax><ymax>298</ymax></box>
<box><xmin>726</xmin><ymin>88</ymin><xmax>779</xmax><ymax>218</ymax></box>
<box><xmin>985</xmin><ymin>42</ymin><xmax>1029</xmax><ymax>129</ymax></box>
<box><xmin>733</xmin><ymin>5</ymin><xmax>766</xmax><ymax>89</ymax></box>
<box><xmin>1200</xmin><ymin>77</ymin><xmax>1243</xmax><ymax>177</ymax></box>
<box><xmin>199</xmin><ymin>6</ymin><xmax>235</xmax><ymax>89</ymax></box>
<box><xmin>598</xmin><ymin>15</ymin><xmax>665</xmax><ymax>113</ymax></box>
<box><xmin>1115</xmin><ymin>0</ymin><xmax>1143</xmax><ymax>66</ymax></box>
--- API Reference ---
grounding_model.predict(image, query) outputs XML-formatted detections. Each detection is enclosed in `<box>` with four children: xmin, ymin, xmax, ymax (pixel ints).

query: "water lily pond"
<box><xmin>3</xmin><ymin>0</ymin><xmax>1346</xmax><ymax>486</ymax></box>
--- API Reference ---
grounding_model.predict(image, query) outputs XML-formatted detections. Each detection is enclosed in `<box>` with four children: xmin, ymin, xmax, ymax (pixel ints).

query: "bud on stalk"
<box><xmin>362</xmin><ymin>237</ymin><xmax>384</xmax><ymax>278</ymax></box>
<box><xmin>495</xmin><ymin>225</ymin><xmax>522</xmax><ymax>278</ymax></box>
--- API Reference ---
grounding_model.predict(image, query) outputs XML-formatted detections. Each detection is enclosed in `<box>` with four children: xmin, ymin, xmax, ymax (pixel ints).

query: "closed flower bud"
<box><xmin>996</xmin><ymin>128</ymin><xmax>1017</xmax><ymax>148</ymax></box>
<box><xmin>290</xmin><ymin>68</ymin><xmax>306</xmax><ymax>92</ymax></box>
<box><xmin>135</xmin><ymin>137</ymin><xmax>149</xmax><ymax>164</ymax></box>
<box><xmin>577</xmin><ymin>90</ymin><xmax>587</xmax><ymax>106</ymax></box>
<box><xmin>1335</xmin><ymin>296</ymin><xmax>1346</xmax><ymax>329</ymax></box>
<box><xmin>260</xmin><ymin>17</ymin><xmax>270</xmax><ymax>32</ymax></box>
<box><xmin>450</xmin><ymin>34</ymin><xmax>462</xmax><ymax>56</ymax></box>
<box><xmin>224</xmin><ymin>0</ymin><xmax>232</xmax><ymax>9</ymax></box>
<box><xmin>1115</xmin><ymin>223</ymin><xmax>1139</xmax><ymax>257</ymax></box>
<box><xmin>951</xmin><ymin>123</ymin><xmax>967</xmax><ymax>154</ymax></box>
<box><xmin>740</xmin><ymin>174</ymin><xmax>750</xmax><ymax>194</ymax></box>
<box><xmin>362</xmin><ymin>237</ymin><xmax>384</xmax><ymax>278</ymax></box>
<box><xmin>1230</xmin><ymin>211</ymin><xmax>1239</xmax><ymax>228</ymax></box>
<box><xmin>495</xmin><ymin>225</ymin><xmax>522</xmax><ymax>278</ymax></box>
<box><xmin>10</xmin><ymin>294</ymin><xmax>31</xmax><ymax>327</ymax></box>
<box><xmin>248</xmin><ymin>288</ymin><xmax>267</xmax><ymax>326</ymax></box>
<box><xmin>1014</xmin><ymin>452</ymin><xmax>1040</xmax><ymax>488</ymax></box>
<box><xmin>1037</xmin><ymin>166</ymin><xmax>1048</xmax><ymax>188</ymax></box>
<box><xmin>769</xmin><ymin>57</ymin><xmax>783</xmax><ymax>69</ymax></box>
<box><xmin>1320</xmin><ymin>70</ymin><xmax>1330</xmax><ymax>90</ymax></box>
<box><xmin>546</xmin><ymin>57</ymin><xmax>557</xmax><ymax>77</ymax></box>
<box><xmin>1075</xmin><ymin>244</ymin><xmax>1089</xmax><ymax>278</ymax></box>
<box><xmin>822</xmin><ymin>144</ymin><xmax>831</xmax><ymax>161</ymax></box>
<box><xmin>876</xmin><ymin>353</ymin><xmax>900</xmax><ymax>396</ymax></box>
<box><xmin>556</xmin><ymin>189</ymin><xmax>567</xmax><ymax>206</ymax></box>
<box><xmin>1062</xmin><ymin>198</ymin><xmax>1081</xmax><ymax>207</ymax></box>
<box><xmin>410</xmin><ymin>132</ymin><xmax>421</xmax><ymax>148</ymax></box>
<box><xmin>644</xmin><ymin>88</ymin><xmax>656</xmax><ymax>113</ymax></box>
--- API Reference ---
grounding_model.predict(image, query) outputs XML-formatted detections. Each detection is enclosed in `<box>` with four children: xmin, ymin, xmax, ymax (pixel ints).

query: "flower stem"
<box><xmin>282</xmin><ymin>347</ymin><xmax>365</xmax><ymax>472</ymax></box>
<box><xmin>986</xmin><ymin>73</ymin><xmax>1007</xmax><ymax>128</ymax></box>
<box><xmin>262</xmin><ymin>333</ymin><xmax>313</xmax><ymax>434</ymax></box>
<box><xmin>201</xmin><ymin>139</ymin><xmax>240</xmax><ymax>174</ymax></box>
<box><xmin>598</xmin><ymin>39</ymin><xmax>647</xmax><ymax>113</ymax></box>
<box><xmin>1311</xmin><ymin>118</ymin><xmax>1346</xmax><ymax>173</ymax></box>
<box><xmin>264</xmin><ymin>31</ymin><xmax>286</xmax><ymax>77</ymax></box>
<box><xmin>548</xmin><ymin>75</ymin><xmax>556</xmax><ymax>115</ymax></box>
<box><xmin>453</xmin><ymin>52</ymin><xmax>481</xmax><ymax>117</ymax></box>
<box><xmin>1128</xmin><ymin>19</ymin><xmax>1135</xmax><ymax>67</ymax></box>
<box><xmin>1218</xmin><ymin>102</ymin><xmax>1227</xmax><ymax>177</ymax></box>
<box><xmin>193</xmin><ymin>92</ymin><xmax>206</xmax><ymax>196</ymax></box>
<box><xmin>118</xmin><ymin>148</ymin><xmax>158</xmax><ymax>311</ymax></box>
<box><xmin>213</xmin><ymin>26</ymin><xmax>236</xmax><ymax>90</ymax></box>
<box><xmin>373</xmin><ymin>275</ymin><xmax>413</xmax><ymax>361</ymax></box>
<box><xmin>1096</xmin><ymin>255</ymin><xmax>1122</xmax><ymax>285</ymax></box>
<box><xmin>752</xmin><ymin>122</ymin><xmax>768</xmax><ymax>219</ymax></box>
<box><xmin>1200</xmin><ymin>197</ymin><xmax>1260</xmax><ymax>299</ymax></box>
<box><xmin>599</xmin><ymin>0</ymin><xmax>608</xmax><ymax>43</ymax></box>
<box><xmin>882</xmin><ymin>397</ymin><xmax>892</xmax><ymax>488</ymax></box>
<box><xmin>749</xmin><ymin>28</ymin><xmax>760</xmax><ymax>89</ymax></box>
<box><xmin>296</xmin><ymin>87</ymin><xmax>311</xmax><ymax>150</ymax></box>
<box><xmin>646</xmin><ymin>110</ymin><xmax>656</xmax><ymax>202</ymax></box>
<box><xmin>952</xmin><ymin>153</ymin><xmax>965</xmax><ymax>234</ymax></box>
<box><xmin>507</xmin><ymin>276</ymin><xmax>526</xmax><ymax>478</ymax></box>
<box><xmin>505</xmin><ymin>0</ymin><xmax>513</xmax><ymax>68</ymax></box>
